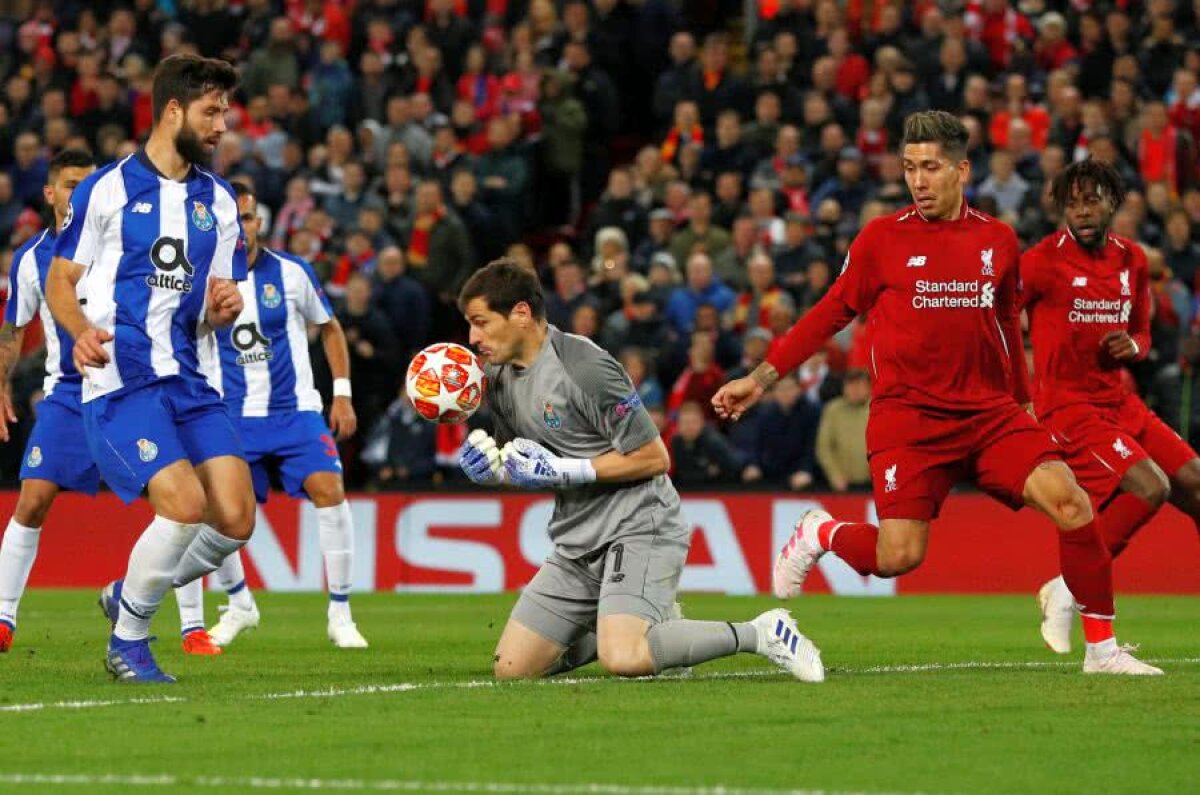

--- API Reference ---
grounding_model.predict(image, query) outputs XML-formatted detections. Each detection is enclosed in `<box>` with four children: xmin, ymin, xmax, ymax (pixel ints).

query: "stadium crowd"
<box><xmin>2</xmin><ymin>0</ymin><xmax>1200</xmax><ymax>493</ymax></box>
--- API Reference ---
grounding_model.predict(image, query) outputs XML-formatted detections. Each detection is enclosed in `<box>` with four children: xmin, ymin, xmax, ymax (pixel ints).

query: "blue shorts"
<box><xmin>83</xmin><ymin>377</ymin><xmax>243</xmax><ymax>504</ymax></box>
<box><xmin>20</xmin><ymin>392</ymin><xmax>101</xmax><ymax>495</ymax></box>
<box><xmin>237</xmin><ymin>411</ymin><xmax>342</xmax><ymax>504</ymax></box>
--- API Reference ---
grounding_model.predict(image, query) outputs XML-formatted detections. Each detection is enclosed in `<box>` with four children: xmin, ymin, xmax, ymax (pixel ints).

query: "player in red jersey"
<box><xmin>1023</xmin><ymin>159</ymin><xmax>1200</xmax><ymax>654</ymax></box>
<box><xmin>713</xmin><ymin>111</ymin><xmax>1161</xmax><ymax>675</ymax></box>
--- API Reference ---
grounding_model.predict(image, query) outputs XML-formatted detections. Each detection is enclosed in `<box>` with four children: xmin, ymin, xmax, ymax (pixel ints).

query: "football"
<box><xmin>405</xmin><ymin>342</ymin><xmax>487</xmax><ymax>424</ymax></box>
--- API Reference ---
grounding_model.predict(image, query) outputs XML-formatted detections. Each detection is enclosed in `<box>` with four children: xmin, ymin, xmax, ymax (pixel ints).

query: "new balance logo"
<box><xmin>906</xmin><ymin>256</ymin><xmax>927</xmax><ymax>268</ymax></box>
<box><xmin>884</xmin><ymin>464</ymin><xmax>898</xmax><ymax>493</ymax></box>
<box><xmin>1113</xmin><ymin>438</ymin><xmax>1133</xmax><ymax>459</ymax></box>
<box><xmin>132</xmin><ymin>202</ymin><xmax>153</xmax><ymax>214</ymax></box>
<box><xmin>1072</xmin><ymin>277</ymin><xmax>1088</xmax><ymax>287</ymax></box>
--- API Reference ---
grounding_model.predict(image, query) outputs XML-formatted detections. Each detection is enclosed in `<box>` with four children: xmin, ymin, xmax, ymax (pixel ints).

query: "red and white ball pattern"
<box><xmin>405</xmin><ymin>343</ymin><xmax>487</xmax><ymax>424</ymax></box>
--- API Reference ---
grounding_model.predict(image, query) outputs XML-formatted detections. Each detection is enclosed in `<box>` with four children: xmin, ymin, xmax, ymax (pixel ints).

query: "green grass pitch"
<box><xmin>0</xmin><ymin>591</ymin><xmax>1197</xmax><ymax>795</ymax></box>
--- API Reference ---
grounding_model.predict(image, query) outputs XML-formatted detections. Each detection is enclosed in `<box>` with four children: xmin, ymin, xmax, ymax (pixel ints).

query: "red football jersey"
<box><xmin>766</xmin><ymin>203</ymin><xmax>1030</xmax><ymax>411</ymax></box>
<box><xmin>1020</xmin><ymin>231</ymin><xmax>1150</xmax><ymax>414</ymax></box>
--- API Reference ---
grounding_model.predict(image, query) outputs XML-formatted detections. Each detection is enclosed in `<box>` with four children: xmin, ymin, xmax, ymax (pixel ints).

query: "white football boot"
<box><xmin>752</xmin><ymin>608</ymin><xmax>824</xmax><ymax>682</ymax></box>
<box><xmin>1083</xmin><ymin>643</ymin><xmax>1164</xmax><ymax>676</ymax></box>
<box><xmin>207</xmin><ymin>602</ymin><xmax>261</xmax><ymax>648</ymax></box>
<box><xmin>1037</xmin><ymin>576</ymin><xmax>1075</xmax><ymax>654</ymax></box>
<box><xmin>773</xmin><ymin>509</ymin><xmax>831</xmax><ymax>599</ymax></box>
<box><xmin>328</xmin><ymin>616</ymin><xmax>369</xmax><ymax>649</ymax></box>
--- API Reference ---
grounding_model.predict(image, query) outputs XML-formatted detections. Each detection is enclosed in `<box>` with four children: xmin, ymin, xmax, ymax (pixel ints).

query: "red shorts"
<box><xmin>1043</xmin><ymin>396</ymin><xmax>1198</xmax><ymax>502</ymax></box>
<box><xmin>867</xmin><ymin>400</ymin><xmax>1062</xmax><ymax>521</ymax></box>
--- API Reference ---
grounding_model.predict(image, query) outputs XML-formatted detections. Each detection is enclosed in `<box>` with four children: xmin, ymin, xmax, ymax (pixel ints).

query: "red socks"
<box><xmin>1058</xmin><ymin>519</ymin><xmax>1115</xmax><ymax>643</ymax></box>
<box><xmin>1099</xmin><ymin>492</ymin><xmax>1157</xmax><ymax>558</ymax></box>
<box><xmin>822</xmin><ymin>521</ymin><xmax>880</xmax><ymax>577</ymax></box>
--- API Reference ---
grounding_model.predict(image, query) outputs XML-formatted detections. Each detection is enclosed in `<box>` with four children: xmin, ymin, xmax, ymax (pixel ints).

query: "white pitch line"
<box><xmin>3</xmin><ymin>658</ymin><xmax>1197</xmax><ymax>715</ymax></box>
<box><xmin>0</xmin><ymin>772</ymin><xmax>925</xmax><ymax>795</ymax></box>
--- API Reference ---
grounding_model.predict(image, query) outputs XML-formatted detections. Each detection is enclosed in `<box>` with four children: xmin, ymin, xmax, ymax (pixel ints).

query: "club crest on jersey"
<box><xmin>884</xmin><ymin>464</ymin><xmax>898</xmax><ymax>493</ymax></box>
<box><xmin>61</xmin><ymin>203</ymin><xmax>73</xmax><ymax>230</ymax></box>
<box><xmin>137</xmin><ymin>438</ymin><xmax>159</xmax><ymax>463</ymax></box>
<box><xmin>1120</xmin><ymin>269</ymin><xmax>1131</xmax><ymax>296</ymax></box>
<box><xmin>26</xmin><ymin>446</ymin><xmax>42</xmax><ymax>468</ymax></box>
<box><xmin>261</xmin><ymin>283</ymin><xmax>282</xmax><ymax>309</ymax></box>
<box><xmin>543</xmin><ymin>401</ymin><xmax>562</xmax><ymax>430</ymax></box>
<box><xmin>1113</xmin><ymin>438</ymin><xmax>1133</xmax><ymax>459</ymax></box>
<box><xmin>980</xmin><ymin>248</ymin><xmax>994</xmax><ymax>277</ymax></box>
<box><xmin>191</xmin><ymin>201</ymin><xmax>214</xmax><ymax>232</ymax></box>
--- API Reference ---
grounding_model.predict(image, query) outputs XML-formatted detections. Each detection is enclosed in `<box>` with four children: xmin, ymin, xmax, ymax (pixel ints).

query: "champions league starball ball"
<box><xmin>405</xmin><ymin>343</ymin><xmax>487</xmax><ymax>424</ymax></box>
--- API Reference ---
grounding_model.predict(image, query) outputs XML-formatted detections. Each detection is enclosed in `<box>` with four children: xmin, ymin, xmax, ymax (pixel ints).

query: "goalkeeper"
<box><xmin>457</xmin><ymin>258</ymin><xmax>823</xmax><ymax>682</ymax></box>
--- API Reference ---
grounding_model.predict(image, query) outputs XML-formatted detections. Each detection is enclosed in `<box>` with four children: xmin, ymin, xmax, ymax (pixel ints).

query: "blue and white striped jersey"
<box><xmin>5</xmin><ymin>228</ymin><xmax>81</xmax><ymax>399</ymax></box>
<box><xmin>202</xmin><ymin>248</ymin><xmax>334</xmax><ymax>417</ymax></box>
<box><xmin>52</xmin><ymin>149</ymin><xmax>247</xmax><ymax>402</ymax></box>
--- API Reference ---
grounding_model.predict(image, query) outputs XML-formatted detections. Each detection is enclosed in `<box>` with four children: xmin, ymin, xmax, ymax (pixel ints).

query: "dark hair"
<box><xmin>1051</xmin><ymin>159</ymin><xmax>1126</xmax><ymax>212</ymax></box>
<box><xmin>152</xmin><ymin>54</ymin><xmax>238</xmax><ymax>122</ymax></box>
<box><xmin>231</xmin><ymin>180</ymin><xmax>255</xmax><ymax>201</ymax></box>
<box><xmin>458</xmin><ymin>257</ymin><xmax>546</xmax><ymax>320</ymax></box>
<box><xmin>900</xmin><ymin>110</ymin><xmax>969</xmax><ymax>162</ymax></box>
<box><xmin>47</xmin><ymin>148</ymin><xmax>93</xmax><ymax>180</ymax></box>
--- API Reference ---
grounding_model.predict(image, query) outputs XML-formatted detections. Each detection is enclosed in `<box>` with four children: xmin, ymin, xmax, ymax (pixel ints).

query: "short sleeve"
<box><xmin>568</xmin><ymin>348</ymin><xmax>660</xmax><ymax>455</ymax></box>
<box><xmin>4</xmin><ymin>243</ymin><xmax>41</xmax><ymax>328</ymax></box>
<box><xmin>210</xmin><ymin>179</ymin><xmax>248</xmax><ymax>281</ymax></box>
<box><xmin>292</xmin><ymin>256</ymin><xmax>334</xmax><ymax>324</ymax></box>
<box><xmin>53</xmin><ymin>171</ymin><xmax>106</xmax><ymax>268</ymax></box>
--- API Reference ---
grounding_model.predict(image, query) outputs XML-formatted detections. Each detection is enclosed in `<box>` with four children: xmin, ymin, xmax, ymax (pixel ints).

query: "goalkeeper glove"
<box><xmin>460</xmin><ymin>429</ymin><xmax>505</xmax><ymax>486</ymax></box>
<box><xmin>501</xmin><ymin>437</ymin><xmax>596</xmax><ymax>489</ymax></box>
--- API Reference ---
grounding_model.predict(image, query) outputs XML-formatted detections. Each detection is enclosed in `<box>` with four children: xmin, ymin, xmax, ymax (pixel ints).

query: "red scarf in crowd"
<box><xmin>1140</xmin><ymin>126</ymin><xmax>1178</xmax><ymax>195</ymax></box>
<box><xmin>660</xmin><ymin>124</ymin><xmax>703</xmax><ymax>163</ymax></box>
<box><xmin>408</xmin><ymin>207</ymin><xmax>445</xmax><ymax>267</ymax></box>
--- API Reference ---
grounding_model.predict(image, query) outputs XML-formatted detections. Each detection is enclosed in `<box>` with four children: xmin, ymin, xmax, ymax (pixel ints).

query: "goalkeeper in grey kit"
<box><xmin>457</xmin><ymin>258</ymin><xmax>823</xmax><ymax>682</ymax></box>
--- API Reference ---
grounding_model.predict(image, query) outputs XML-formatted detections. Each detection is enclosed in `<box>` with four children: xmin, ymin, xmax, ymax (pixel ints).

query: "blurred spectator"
<box><xmin>449</xmin><ymin>168</ymin><xmax>504</xmax><ymax>264</ymax></box>
<box><xmin>1164</xmin><ymin>210</ymin><xmax>1200</xmax><ymax>292</ymax></box>
<box><xmin>571</xmin><ymin>303</ymin><xmax>603</xmax><ymax>342</ymax></box>
<box><xmin>403</xmin><ymin>180</ymin><xmax>474</xmax><ymax>335</ymax></box>
<box><xmin>666</xmin><ymin>333</ymin><xmax>725</xmax><ymax>420</ymax></box>
<box><xmin>619</xmin><ymin>347</ymin><xmax>665</xmax><ymax>411</ymax></box>
<box><xmin>728</xmin><ymin>327</ymin><xmax>772</xmax><ymax>381</ymax></box>
<box><xmin>733</xmin><ymin>253</ymin><xmax>788</xmax><ymax>335</ymax></box>
<box><xmin>587</xmin><ymin>168</ymin><xmax>648</xmax><ymax>257</ymax></box>
<box><xmin>538</xmin><ymin>69</ymin><xmax>588</xmax><ymax>226</ymax></box>
<box><xmin>0</xmin><ymin>175</ymin><xmax>21</xmax><ymax>235</ymax></box>
<box><xmin>1137</xmin><ymin>102</ymin><xmax>1195</xmax><ymax>197</ymax></box>
<box><xmin>475</xmin><ymin>116</ymin><xmax>529</xmax><ymax>242</ymax></box>
<box><xmin>9</xmin><ymin>132</ymin><xmax>47</xmax><ymax>206</ymax></box>
<box><xmin>977</xmin><ymin>150</ymin><xmax>1029</xmax><ymax>220</ymax></box>
<box><xmin>362</xmin><ymin>391</ymin><xmax>438</xmax><ymax>486</ymax></box>
<box><xmin>740</xmin><ymin>374</ymin><xmax>820</xmax><ymax>491</ymax></box>
<box><xmin>309</xmin><ymin>41</ymin><xmax>355</xmax><ymax>130</ymax></box>
<box><xmin>546</xmin><ymin>259</ymin><xmax>599</xmax><ymax>330</ymax></box>
<box><xmin>670</xmin><ymin>401</ymin><xmax>741</xmax><ymax>486</ymax></box>
<box><xmin>815</xmin><ymin>369</ymin><xmax>872</xmax><ymax>492</ymax></box>
<box><xmin>661</xmin><ymin>100</ymin><xmax>703</xmax><ymax>168</ymax></box>
<box><xmin>243</xmin><ymin>18</ymin><xmax>301</xmax><ymax>97</ymax></box>
<box><xmin>602</xmin><ymin>276</ymin><xmax>667</xmax><ymax>355</ymax></box>
<box><xmin>337</xmin><ymin>273</ymin><xmax>401</xmax><ymax>446</ymax></box>
<box><xmin>652</xmin><ymin>31</ymin><xmax>698</xmax><ymax>127</ymax></box>
<box><xmin>810</xmin><ymin>147</ymin><xmax>871</xmax><ymax>219</ymax></box>
<box><xmin>371</xmin><ymin>246</ymin><xmax>432</xmax><ymax>362</ymax></box>
<box><xmin>664</xmin><ymin>252</ymin><xmax>736</xmax><ymax>337</ymax></box>
<box><xmin>669</xmin><ymin>192</ymin><xmax>732</xmax><ymax>267</ymax></box>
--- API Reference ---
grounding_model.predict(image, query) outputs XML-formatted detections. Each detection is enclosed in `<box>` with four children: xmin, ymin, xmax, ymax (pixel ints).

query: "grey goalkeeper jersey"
<box><xmin>485</xmin><ymin>326</ymin><xmax>687</xmax><ymax>558</ymax></box>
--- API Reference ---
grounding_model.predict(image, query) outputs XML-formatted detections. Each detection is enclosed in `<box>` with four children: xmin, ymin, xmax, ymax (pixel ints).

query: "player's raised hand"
<box><xmin>1101</xmin><ymin>331</ymin><xmax>1138</xmax><ymax>361</ymax></box>
<box><xmin>206</xmin><ymin>277</ymin><xmax>244</xmax><ymax>328</ymax></box>
<box><xmin>73</xmin><ymin>326</ymin><xmax>113</xmax><ymax>372</ymax></box>
<box><xmin>329</xmin><ymin>396</ymin><xmax>357</xmax><ymax>440</ymax></box>
<box><xmin>712</xmin><ymin>376</ymin><xmax>765</xmax><ymax>422</ymax></box>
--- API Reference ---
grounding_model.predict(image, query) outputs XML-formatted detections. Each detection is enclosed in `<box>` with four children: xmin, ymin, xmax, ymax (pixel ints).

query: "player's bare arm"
<box><xmin>0</xmin><ymin>324</ymin><xmax>24</xmax><ymax>440</ymax></box>
<box><xmin>321</xmin><ymin>317</ymin><xmax>356</xmax><ymax>440</ymax></box>
<box><xmin>46</xmin><ymin>255</ymin><xmax>110</xmax><ymax>370</ymax></box>
<box><xmin>712</xmin><ymin>361</ymin><xmax>778</xmax><ymax>421</ymax></box>
<box><xmin>589</xmin><ymin>436</ymin><xmax>670</xmax><ymax>481</ymax></box>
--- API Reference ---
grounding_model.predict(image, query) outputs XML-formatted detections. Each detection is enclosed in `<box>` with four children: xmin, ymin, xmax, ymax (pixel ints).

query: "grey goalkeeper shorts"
<box><xmin>510</xmin><ymin>524</ymin><xmax>692</xmax><ymax>647</ymax></box>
